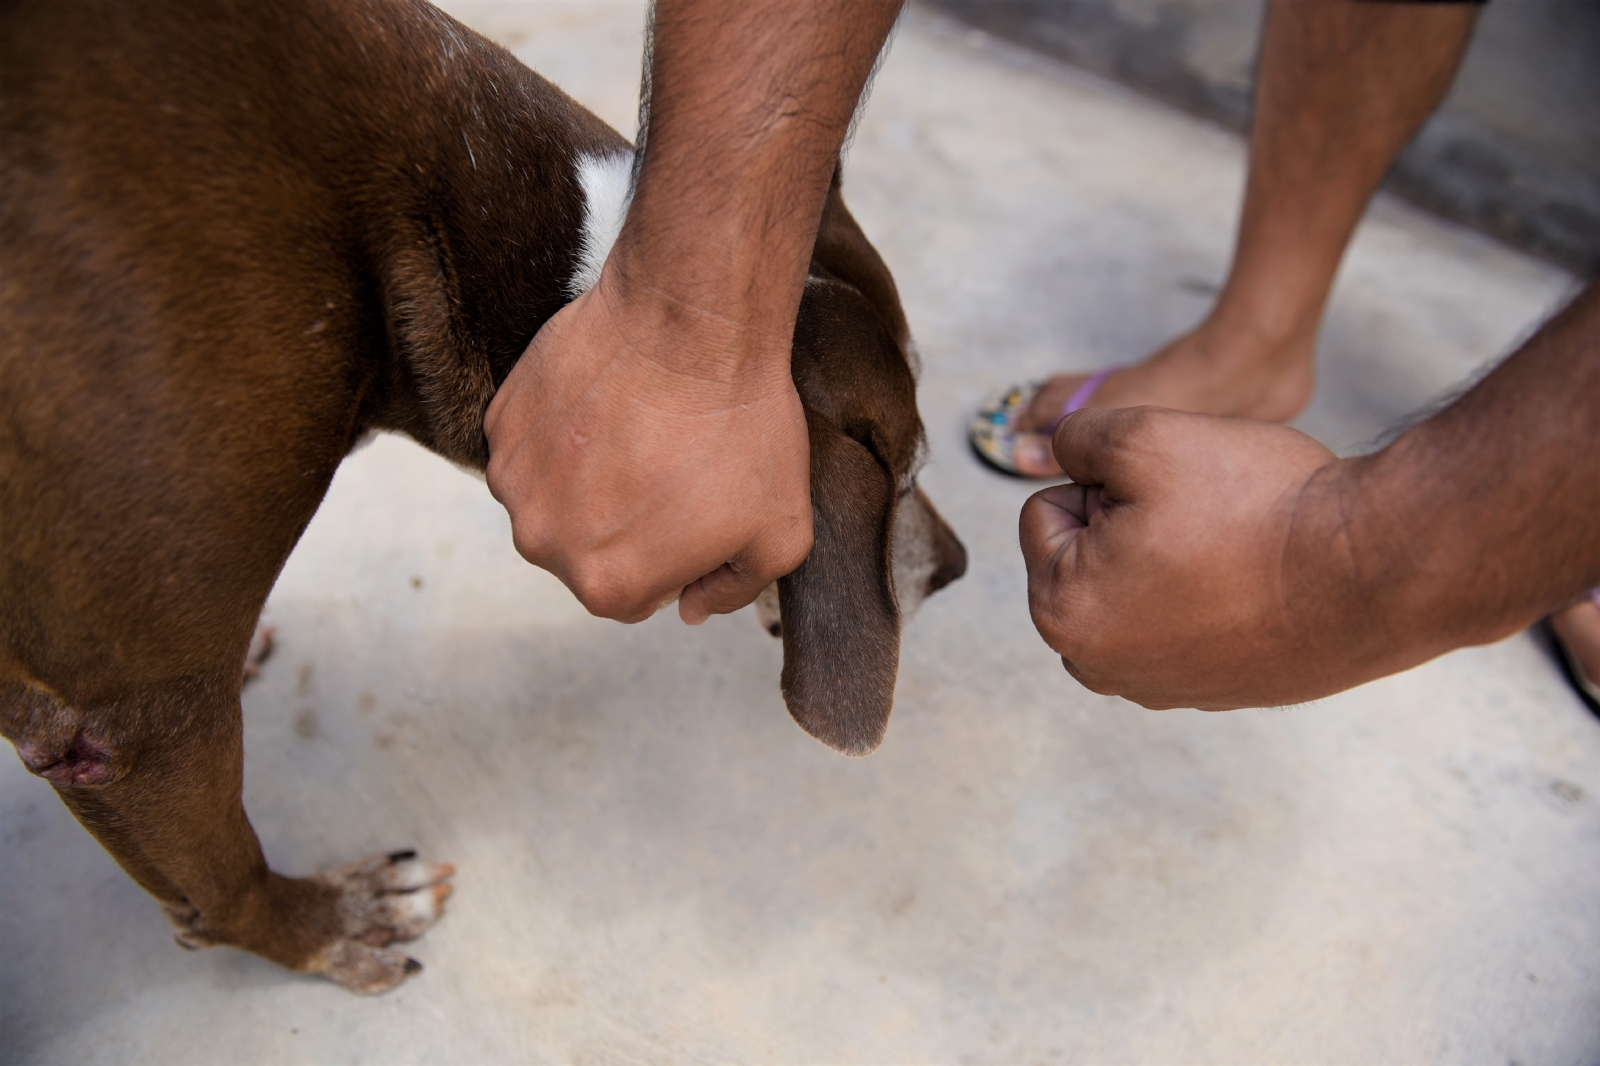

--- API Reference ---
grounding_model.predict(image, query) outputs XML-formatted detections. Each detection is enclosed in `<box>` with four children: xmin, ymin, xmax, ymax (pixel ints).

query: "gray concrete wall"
<box><xmin>922</xmin><ymin>0</ymin><xmax>1600</xmax><ymax>276</ymax></box>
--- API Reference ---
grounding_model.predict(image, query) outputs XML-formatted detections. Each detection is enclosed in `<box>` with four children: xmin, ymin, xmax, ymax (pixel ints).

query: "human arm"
<box><xmin>483</xmin><ymin>0</ymin><xmax>904</xmax><ymax>624</ymax></box>
<box><xmin>1019</xmin><ymin>280</ymin><xmax>1600</xmax><ymax>710</ymax></box>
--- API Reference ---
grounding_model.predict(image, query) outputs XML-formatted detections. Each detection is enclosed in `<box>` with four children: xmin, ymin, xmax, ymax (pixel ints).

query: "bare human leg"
<box><xmin>1007</xmin><ymin>0</ymin><xmax>1479</xmax><ymax>476</ymax></box>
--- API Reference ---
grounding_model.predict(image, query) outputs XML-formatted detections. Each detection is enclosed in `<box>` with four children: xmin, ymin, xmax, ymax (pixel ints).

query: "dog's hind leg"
<box><xmin>0</xmin><ymin>315</ymin><xmax>457</xmax><ymax>991</ymax></box>
<box><xmin>2</xmin><ymin>669</ymin><xmax>453</xmax><ymax>993</ymax></box>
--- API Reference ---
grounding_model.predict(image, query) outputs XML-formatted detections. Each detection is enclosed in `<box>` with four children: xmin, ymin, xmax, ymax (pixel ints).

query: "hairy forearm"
<box><xmin>1329</xmin><ymin>280</ymin><xmax>1600</xmax><ymax>666</ymax></box>
<box><xmin>612</xmin><ymin>0</ymin><xmax>903</xmax><ymax>369</ymax></box>
<box><xmin>480</xmin><ymin>0</ymin><xmax>900</xmax><ymax>623</ymax></box>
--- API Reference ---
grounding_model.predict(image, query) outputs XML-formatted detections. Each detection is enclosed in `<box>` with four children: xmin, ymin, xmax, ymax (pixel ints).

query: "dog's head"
<box><xmin>371</xmin><ymin>27</ymin><xmax>964</xmax><ymax>757</ymax></box>
<box><xmin>560</xmin><ymin>156</ymin><xmax>965</xmax><ymax>757</ymax></box>
<box><xmin>758</xmin><ymin>171</ymin><xmax>966</xmax><ymax>757</ymax></box>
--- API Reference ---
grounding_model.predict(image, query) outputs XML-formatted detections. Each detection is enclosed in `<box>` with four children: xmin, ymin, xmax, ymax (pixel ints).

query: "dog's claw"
<box><xmin>305</xmin><ymin>850</ymin><xmax>454</xmax><ymax>993</ymax></box>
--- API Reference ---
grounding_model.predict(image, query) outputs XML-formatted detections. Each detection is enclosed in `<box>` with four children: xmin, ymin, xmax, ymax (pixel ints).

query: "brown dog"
<box><xmin>0</xmin><ymin>0</ymin><xmax>965</xmax><ymax>992</ymax></box>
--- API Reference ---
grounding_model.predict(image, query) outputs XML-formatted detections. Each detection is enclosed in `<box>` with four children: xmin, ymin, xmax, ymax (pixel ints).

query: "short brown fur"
<box><xmin>0</xmin><ymin>0</ymin><xmax>963</xmax><ymax>990</ymax></box>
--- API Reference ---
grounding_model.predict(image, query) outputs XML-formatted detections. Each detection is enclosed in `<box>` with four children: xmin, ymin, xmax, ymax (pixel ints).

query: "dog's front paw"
<box><xmin>304</xmin><ymin>849</ymin><xmax>455</xmax><ymax>993</ymax></box>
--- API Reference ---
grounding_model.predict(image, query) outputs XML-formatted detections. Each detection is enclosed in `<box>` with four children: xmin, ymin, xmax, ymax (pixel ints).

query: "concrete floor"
<box><xmin>2</xmin><ymin>4</ymin><xmax>1595</xmax><ymax>1063</ymax></box>
<box><xmin>926</xmin><ymin>0</ymin><xmax>1600</xmax><ymax>275</ymax></box>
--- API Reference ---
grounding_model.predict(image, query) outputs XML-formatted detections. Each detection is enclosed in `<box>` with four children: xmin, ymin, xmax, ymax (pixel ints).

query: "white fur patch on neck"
<box><xmin>567</xmin><ymin>150</ymin><xmax>635</xmax><ymax>299</ymax></box>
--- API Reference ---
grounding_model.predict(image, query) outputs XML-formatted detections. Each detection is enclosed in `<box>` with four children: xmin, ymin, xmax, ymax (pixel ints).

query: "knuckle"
<box><xmin>1048</xmin><ymin>542</ymin><xmax>1079</xmax><ymax>587</ymax></box>
<box><xmin>747</xmin><ymin>526</ymin><xmax>813</xmax><ymax>580</ymax></box>
<box><xmin>564</xmin><ymin>566</ymin><xmax>624</xmax><ymax>618</ymax></box>
<box><xmin>1074</xmin><ymin>668</ymin><xmax>1122</xmax><ymax>698</ymax></box>
<box><xmin>1017</xmin><ymin>502</ymin><xmax>1051</xmax><ymax>554</ymax></box>
<box><xmin>575</xmin><ymin>576</ymin><xmax>662</xmax><ymax>623</ymax></box>
<box><xmin>704</xmin><ymin>586</ymin><xmax>756</xmax><ymax>614</ymax></box>
<box><xmin>1026</xmin><ymin>591</ymin><xmax>1070</xmax><ymax>652</ymax></box>
<box><xmin>778</xmin><ymin>530</ymin><xmax>814</xmax><ymax>572</ymax></box>
<box><xmin>483</xmin><ymin>449</ymin><xmax>515</xmax><ymax>503</ymax></box>
<box><xmin>699</xmin><ymin>565</ymin><xmax>762</xmax><ymax>611</ymax></box>
<box><xmin>507</xmin><ymin>524</ymin><xmax>547</xmax><ymax>568</ymax></box>
<box><xmin>1033</xmin><ymin>582</ymin><xmax>1101</xmax><ymax>661</ymax></box>
<box><xmin>581</xmin><ymin>592</ymin><xmax>634</xmax><ymax>621</ymax></box>
<box><xmin>1117</xmin><ymin>405</ymin><xmax>1161</xmax><ymax>442</ymax></box>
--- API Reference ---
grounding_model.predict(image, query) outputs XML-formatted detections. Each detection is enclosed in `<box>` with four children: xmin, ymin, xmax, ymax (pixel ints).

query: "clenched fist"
<box><xmin>1021</xmin><ymin>407</ymin><xmax>1405</xmax><ymax>709</ymax></box>
<box><xmin>485</xmin><ymin>273</ymin><xmax>813</xmax><ymax>625</ymax></box>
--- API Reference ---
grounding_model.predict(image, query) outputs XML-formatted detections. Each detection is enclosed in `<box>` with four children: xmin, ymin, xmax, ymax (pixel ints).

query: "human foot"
<box><xmin>970</xmin><ymin>375</ymin><xmax>1114</xmax><ymax>477</ymax></box>
<box><xmin>1000</xmin><ymin>321</ymin><xmax>1318</xmax><ymax>477</ymax></box>
<box><xmin>1021</xmin><ymin>319</ymin><xmax>1318</xmax><ymax>426</ymax></box>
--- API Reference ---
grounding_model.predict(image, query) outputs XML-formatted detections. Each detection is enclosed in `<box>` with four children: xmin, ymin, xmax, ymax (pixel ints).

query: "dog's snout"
<box><xmin>928</xmin><ymin>523</ymin><xmax>967</xmax><ymax>595</ymax></box>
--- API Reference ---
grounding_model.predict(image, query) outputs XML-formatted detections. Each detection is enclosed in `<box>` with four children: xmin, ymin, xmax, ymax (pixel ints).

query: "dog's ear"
<box><xmin>777</xmin><ymin>407</ymin><xmax>901</xmax><ymax>757</ymax></box>
<box><xmin>776</xmin><ymin>269</ymin><xmax>919</xmax><ymax>757</ymax></box>
<box><xmin>810</xmin><ymin>168</ymin><xmax>911</xmax><ymax>353</ymax></box>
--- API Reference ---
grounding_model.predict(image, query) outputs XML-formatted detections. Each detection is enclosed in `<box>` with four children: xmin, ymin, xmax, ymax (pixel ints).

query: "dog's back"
<box><xmin>0</xmin><ymin>0</ymin><xmax>625</xmax><ymax>684</ymax></box>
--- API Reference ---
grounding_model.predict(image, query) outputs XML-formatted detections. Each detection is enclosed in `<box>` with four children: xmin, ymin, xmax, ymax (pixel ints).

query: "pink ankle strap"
<box><xmin>1044</xmin><ymin>367</ymin><xmax>1116</xmax><ymax>435</ymax></box>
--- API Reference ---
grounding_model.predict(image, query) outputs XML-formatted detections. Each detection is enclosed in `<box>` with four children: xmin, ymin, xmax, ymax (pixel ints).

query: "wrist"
<box><xmin>596</xmin><ymin>235</ymin><xmax>803</xmax><ymax>383</ymax></box>
<box><xmin>605</xmin><ymin>148</ymin><xmax>832</xmax><ymax>369</ymax></box>
<box><xmin>1281</xmin><ymin>453</ymin><xmax>1452</xmax><ymax>694</ymax></box>
<box><xmin>1303</xmin><ymin>441</ymin><xmax>1504</xmax><ymax>687</ymax></box>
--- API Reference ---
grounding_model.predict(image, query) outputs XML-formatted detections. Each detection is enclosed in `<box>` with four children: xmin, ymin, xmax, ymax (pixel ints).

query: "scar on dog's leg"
<box><xmin>3</xmin><ymin>677</ymin><xmax>186</xmax><ymax>900</ymax></box>
<box><xmin>22</xmin><ymin>679</ymin><xmax>451</xmax><ymax>993</ymax></box>
<box><xmin>242</xmin><ymin>625</ymin><xmax>276</xmax><ymax>685</ymax></box>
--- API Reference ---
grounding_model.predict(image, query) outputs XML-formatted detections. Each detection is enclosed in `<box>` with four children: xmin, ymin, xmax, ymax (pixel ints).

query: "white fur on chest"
<box><xmin>567</xmin><ymin>150</ymin><xmax>635</xmax><ymax>299</ymax></box>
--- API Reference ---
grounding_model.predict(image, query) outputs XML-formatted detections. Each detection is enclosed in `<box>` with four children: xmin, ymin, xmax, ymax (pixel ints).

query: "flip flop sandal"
<box><xmin>968</xmin><ymin>367</ymin><xmax>1116</xmax><ymax>478</ymax></box>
